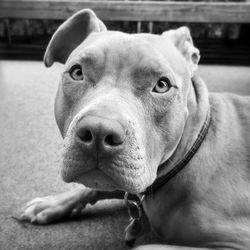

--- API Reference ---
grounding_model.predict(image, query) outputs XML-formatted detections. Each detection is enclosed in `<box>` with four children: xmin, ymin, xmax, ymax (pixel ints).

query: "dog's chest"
<box><xmin>142</xmin><ymin>183</ymin><xmax>215</xmax><ymax>244</ymax></box>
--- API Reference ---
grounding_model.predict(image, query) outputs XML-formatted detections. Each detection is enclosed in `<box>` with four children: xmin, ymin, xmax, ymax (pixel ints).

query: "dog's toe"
<box><xmin>20</xmin><ymin>196</ymin><xmax>66</xmax><ymax>224</ymax></box>
<box><xmin>23</xmin><ymin>196</ymin><xmax>51</xmax><ymax>209</ymax></box>
<box><xmin>34</xmin><ymin>207</ymin><xmax>66</xmax><ymax>224</ymax></box>
<box><xmin>20</xmin><ymin>195</ymin><xmax>79</xmax><ymax>224</ymax></box>
<box><xmin>20</xmin><ymin>201</ymin><xmax>45</xmax><ymax>222</ymax></box>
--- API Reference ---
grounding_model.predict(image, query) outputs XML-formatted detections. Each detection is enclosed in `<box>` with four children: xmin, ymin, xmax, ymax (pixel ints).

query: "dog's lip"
<box><xmin>61</xmin><ymin>165</ymin><xmax>94</xmax><ymax>183</ymax></box>
<box><xmin>73</xmin><ymin>168</ymin><xmax>121</xmax><ymax>189</ymax></box>
<box><xmin>61</xmin><ymin>158</ymin><xmax>121</xmax><ymax>186</ymax></box>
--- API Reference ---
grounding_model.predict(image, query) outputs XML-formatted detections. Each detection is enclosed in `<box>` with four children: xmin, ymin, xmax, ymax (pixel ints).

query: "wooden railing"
<box><xmin>1</xmin><ymin>0</ymin><xmax>250</xmax><ymax>23</ymax></box>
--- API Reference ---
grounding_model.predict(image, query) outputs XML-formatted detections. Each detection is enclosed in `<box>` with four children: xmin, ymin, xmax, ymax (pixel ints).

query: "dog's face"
<box><xmin>45</xmin><ymin>9</ymin><xmax>199</xmax><ymax>194</ymax></box>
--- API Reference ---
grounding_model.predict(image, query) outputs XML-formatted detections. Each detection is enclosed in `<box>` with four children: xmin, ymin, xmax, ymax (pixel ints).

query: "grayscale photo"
<box><xmin>0</xmin><ymin>1</ymin><xmax>250</xmax><ymax>250</ymax></box>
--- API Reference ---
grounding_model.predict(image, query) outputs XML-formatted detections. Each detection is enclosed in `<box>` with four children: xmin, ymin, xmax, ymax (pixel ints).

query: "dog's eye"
<box><xmin>69</xmin><ymin>65</ymin><xmax>83</xmax><ymax>81</ymax></box>
<box><xmin>153</xmin><ymin>77</ymin><xmax>171</xmax><ymax>93</ymax></box>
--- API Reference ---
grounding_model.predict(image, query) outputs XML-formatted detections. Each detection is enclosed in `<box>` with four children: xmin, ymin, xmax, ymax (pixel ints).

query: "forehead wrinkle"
<box><xmin>136</xmin><ymin>56</ymin><xmax>171</xmax><ymax>75</ymax></box>
<box><xmin>102</xmin><ymin>34</ymin><xmax>153</xmax><ymax>67</ymax></box>
<box><xmin>66</xmin><ymin>46</ymin><xmax>104</xmax><ymax>70</ymax></box>
<box><xmin>132</xmin><ymin>67</ymin><xmax>163</xmax><ymax>90</ymax></box>
<box><xmin>100</xmin><ymin>39</ymin><xmax>136</xmax><ymax>81</ymax></box>
<box><xmin>79</xmin><ymin>49</ymin><xmax>105</xmax><ymax>69</ymax></box>
<box><xmin>131</xmin><ymin>48</ymin><xmax>174</xmax><ymax>89</ymax></box>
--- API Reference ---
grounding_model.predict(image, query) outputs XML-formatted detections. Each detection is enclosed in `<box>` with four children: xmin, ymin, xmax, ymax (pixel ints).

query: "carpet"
<box><xmin>0</xmin><ymin>60</ymin><xmax>250</xmax><ymax>250</ymax></box>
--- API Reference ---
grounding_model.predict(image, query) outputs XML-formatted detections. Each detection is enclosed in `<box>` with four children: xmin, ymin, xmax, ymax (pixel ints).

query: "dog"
<box><xmin>21</xmin><ymin>9</ymin><xmax>250</xmax><ymax>250</ymax></box>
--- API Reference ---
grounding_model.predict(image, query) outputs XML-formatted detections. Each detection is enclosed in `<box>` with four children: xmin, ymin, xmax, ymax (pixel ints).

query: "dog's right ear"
<box><xmin>162</xmin><ymin>27</ymin><xmax>200</xmax><ymax>76</ymax></box>
<box><xmin>44</xmin><ymin>9</ymin><xmax>107</xmax><ymax>67</ymax></box>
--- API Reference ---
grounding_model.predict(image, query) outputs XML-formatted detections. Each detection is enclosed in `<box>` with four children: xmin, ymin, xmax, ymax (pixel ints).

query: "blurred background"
<box><xmin>0</xmin><ymin>0</ymin><xmax>250</xmax><ymax>64</ymax></box>
<box><xmin>0</xmin><ymin>1</ymin><xmax>250</xmax><ymax>250</ymax></box>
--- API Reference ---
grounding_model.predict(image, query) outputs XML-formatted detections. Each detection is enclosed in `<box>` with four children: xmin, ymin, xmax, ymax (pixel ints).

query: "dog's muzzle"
<box><xmin>61</xmin><ymin>96</ymin><xmax>152</xmax><ymax>193</ymax></box>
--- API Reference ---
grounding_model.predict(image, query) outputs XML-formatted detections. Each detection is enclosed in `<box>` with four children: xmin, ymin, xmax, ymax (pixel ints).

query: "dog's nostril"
<box><xmin>78</xmin><ymin>129</ymin><xmax>93</xmax><ymax>143</ymax></box>
<box><xmin>104</xmin><ymin>134</ymin><xmax>123</xmax><ymax>147</ymax></box>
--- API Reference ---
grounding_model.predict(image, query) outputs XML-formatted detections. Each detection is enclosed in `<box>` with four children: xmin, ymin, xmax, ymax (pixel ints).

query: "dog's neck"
<box><xmin>124</xmin><ymin>75</ymin><xmax>211</xmax><ymax>243</ymax></box>
<box><xmin>156</xmin><ymin>75</ymin><xmax>210</xmax><ymax>178</ymax></box>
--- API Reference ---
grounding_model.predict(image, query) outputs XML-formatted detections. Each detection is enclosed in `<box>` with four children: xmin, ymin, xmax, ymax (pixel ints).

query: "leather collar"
<box><xmin>142</xmin><ymin>109</ymin><xmax>211</xmax><ymax>196</ymax></box>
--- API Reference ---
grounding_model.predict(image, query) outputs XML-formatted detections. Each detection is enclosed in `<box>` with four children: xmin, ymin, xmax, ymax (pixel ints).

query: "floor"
<box><xmin>0</xmin><ymin>60</ymin><xmax>250</xmax><ymax>250</ymax></box>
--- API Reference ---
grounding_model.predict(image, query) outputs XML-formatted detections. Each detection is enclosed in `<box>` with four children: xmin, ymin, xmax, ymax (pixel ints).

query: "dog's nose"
<box><xmin>75</xmin><ymin>115</ymin><xmax>126</xmax><ymax>155</ymax></box>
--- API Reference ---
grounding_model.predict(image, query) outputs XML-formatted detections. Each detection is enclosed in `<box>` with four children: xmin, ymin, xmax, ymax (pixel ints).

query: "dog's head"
<box><xmin>45</xmin><ymin>9</ymin><xmax>200</xmax><ymax>194</ymax></box>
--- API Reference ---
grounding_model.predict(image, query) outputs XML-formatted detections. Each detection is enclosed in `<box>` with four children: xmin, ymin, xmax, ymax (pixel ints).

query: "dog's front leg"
<box><xmin>20</xmin><ymin>186</ymin><xmax>124</xmax><ymax>224</ymax></box>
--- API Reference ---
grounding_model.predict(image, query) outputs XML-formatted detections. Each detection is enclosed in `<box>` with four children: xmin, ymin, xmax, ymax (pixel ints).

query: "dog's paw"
<box><xmin>20</xmin><ymin>194</ymin><xmax>86</xmax><ymax>224</ymax></box>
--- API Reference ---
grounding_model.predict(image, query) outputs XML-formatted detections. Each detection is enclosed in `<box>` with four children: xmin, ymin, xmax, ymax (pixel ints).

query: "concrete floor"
<box><xmin>0</xmin><ymin>60</ymin><xmax>250</xmax><ymax>250</ymax></box>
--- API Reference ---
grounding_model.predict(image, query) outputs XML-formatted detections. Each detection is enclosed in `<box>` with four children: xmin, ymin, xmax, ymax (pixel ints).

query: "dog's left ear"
<box><xmin>162</xmin><ymin>26</ymin><xmax>200</xmax><ymax>75</ymax></box>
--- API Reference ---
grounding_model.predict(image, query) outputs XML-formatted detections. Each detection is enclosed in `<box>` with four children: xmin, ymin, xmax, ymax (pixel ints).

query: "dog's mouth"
<box><xmin>61</xmin><ymin>141</ymin><xmax>153</xmax><ymax>193</ymax></box>
<box><xmin>64</xmin><ymin>167</ymin><xmax>120</xmax><ymax>191</ymax></box>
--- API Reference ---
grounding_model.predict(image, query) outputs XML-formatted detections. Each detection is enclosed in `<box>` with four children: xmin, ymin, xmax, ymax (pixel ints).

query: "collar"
<box><xmin>142</xmin><ymin>108</ymin><xmax>211</xmax><ymax>196</ymax></box>
<box><xmin>124</xmin><ymin>107</ymin><xmax>211</xmax><ymax>245</ymax></box>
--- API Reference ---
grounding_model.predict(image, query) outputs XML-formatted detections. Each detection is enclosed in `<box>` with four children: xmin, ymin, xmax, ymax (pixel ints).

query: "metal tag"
<box><xmin>124</xmin><ymin>193</ymin><xmax>145</xmax><ymax>246</ymax></box>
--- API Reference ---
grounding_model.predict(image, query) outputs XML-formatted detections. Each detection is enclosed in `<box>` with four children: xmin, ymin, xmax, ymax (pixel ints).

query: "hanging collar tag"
<box><xmin>124</xmin><ymin>192</ymin><xmax>145</xmax><ymax>246</ymax></box>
